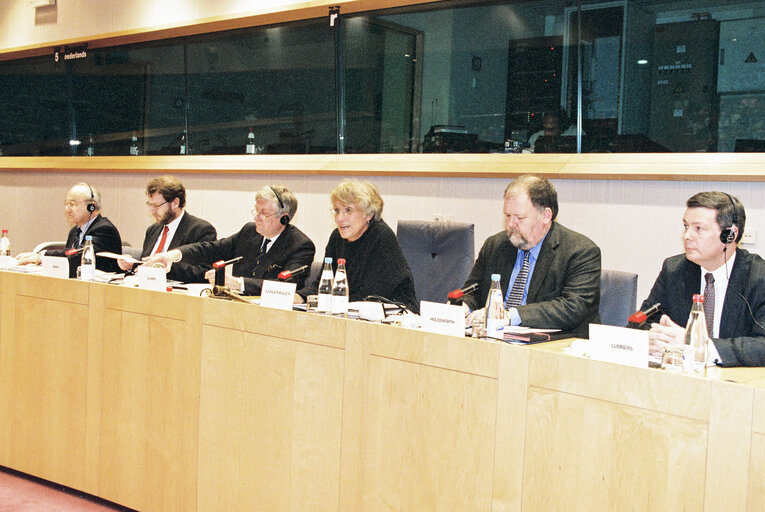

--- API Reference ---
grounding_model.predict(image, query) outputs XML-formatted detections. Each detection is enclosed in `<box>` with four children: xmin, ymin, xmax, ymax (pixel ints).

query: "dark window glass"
<box><xmin>1</xmin><ymin>0</ymin><xmax>764</xmax><ymax>155</ymax></box>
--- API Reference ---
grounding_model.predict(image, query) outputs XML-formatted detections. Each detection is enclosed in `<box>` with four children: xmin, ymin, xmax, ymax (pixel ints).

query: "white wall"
<box><xmin>1</xmin><ymin>170</ymin><xmax>763</xmax><ymax>302</ymax></box>
<box><xmin>0</xmin><ymin>0</ymin><xmax>310</xmax><ymax>51</ymax></box>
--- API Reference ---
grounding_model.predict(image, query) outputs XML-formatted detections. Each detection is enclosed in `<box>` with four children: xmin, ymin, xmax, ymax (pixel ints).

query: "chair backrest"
<box><xmin>33</xmin><ymin>241</ymin><xmax>67</xmax><ymax>253</ymax></box>
<box><xmin>307</xmin><ymin>260</ymin><xmax>322</xmax><ymax>287</ymax></box>
<box><xmin>396</xmin><ymin>220</ymin><xmax>475</xmax><ymax>304</ymax></box>
<box><xmin>599</xmin><ymin>269</ymin><xmax>638</xmax><ymax>327</ymax></box>
<box><xmin>122</xmin><ymin>245</ymin><xmax>143</xmax><ymax>260</ymax></box>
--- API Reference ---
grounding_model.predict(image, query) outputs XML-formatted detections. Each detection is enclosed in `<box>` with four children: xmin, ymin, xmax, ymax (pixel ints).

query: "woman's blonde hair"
<box><xmin>330</xmin><ymin>179</ymin><xmax>383</xmax><ymax>220</ymax></box>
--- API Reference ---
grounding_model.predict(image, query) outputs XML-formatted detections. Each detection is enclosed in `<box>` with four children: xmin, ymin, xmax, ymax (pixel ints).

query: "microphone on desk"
<box><xmin>277</xmin><ymin>265</ymin><xmax>309</xmax><ymax>281</ymax></box>
<box><xmin>447</xmin><ymin>283</ymin><xmax>478</xmax><ymax>305</ymax></box>
<box><xmin>627</xmin><ymin>303</ymin><xmax>661</xmax><ymax>327</ymax></box>
<box><xmin>65</xmin><ymin>247</ymin><xmax>84</xmax><ymax>256</ymax></box>
<box><xmin>212</xmin><ymin>256</ymin><xmax>243</xmax><ymax>286</ymax></box>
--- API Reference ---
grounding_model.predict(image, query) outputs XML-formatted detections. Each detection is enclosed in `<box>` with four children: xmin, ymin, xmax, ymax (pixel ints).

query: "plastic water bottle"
<box><xmin>129</xmin><ymin>135</ymin><xmax>140</xmax><ymax>155</ymax></box>
<box><xmin>683</xmin><ymin>294</ymin><xmax>708</xmax><ymax>374</ymax></box>
<box><xmin>179</xmin><ymin>131</ymin><xmax>187</xmax><ymax>155</ymax></box>
<box><xmin>484</xmin><ymin>273</ymin><xmax>505</xmax><ymax>340</ymax></box>
<box><xmin>317</xmin><ymin>257</ymin><xmax>334</xmax><ymax>314</ymax></box>
<box><xmin>0</xmin><ymin>229</ymin><xmax>11</xmax><ymax>256</ymax></box>
<box><xmin>80</xmin><ymin>235</ymin><xmax>95</xmax><ymax>281</ymax></box>
<box><xmin>86</xmin><ymin>134</ymin><xmax>95</xmax><ymax>156</ymax></box>
<box><xmin>246</xmin><ymin>127</ymin><xmax>256</xmax><ymax>154</ymax></box>
<box><xmin>331</xmin><ymin>258</ymin><xmax>349</xmax><ymax>316</ymax></box>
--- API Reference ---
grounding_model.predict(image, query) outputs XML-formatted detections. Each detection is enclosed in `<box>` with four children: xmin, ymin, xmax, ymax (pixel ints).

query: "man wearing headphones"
<box><xmin>117</xmin><ymin>175</ymin><xmax>217</xmax><ymax>283</ymax></box>
<box><xmin>642</xmin><ymin>191</ymin><xmax>765</xmax><ymax>366</ymax></box>
<box><xmin>17</xmin><ymin>182</ymin><xmax>123</xmax><ymax>276</ymax></box>
<box><xmin>144</xmin><ymin>185</ymin><xmax>315</xmax><ymax>295</ymax></box>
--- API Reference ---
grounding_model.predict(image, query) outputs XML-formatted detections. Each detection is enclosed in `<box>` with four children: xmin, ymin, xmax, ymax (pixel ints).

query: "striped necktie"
<box><xmin>505</xmin><ymin>250</ymin><xmax>530</xmax><ymax>309</ymax></box>
<box><xmin>703</xmin><ymin>272</ymin><xmax>715</xmax><ymax>338</ymax></box>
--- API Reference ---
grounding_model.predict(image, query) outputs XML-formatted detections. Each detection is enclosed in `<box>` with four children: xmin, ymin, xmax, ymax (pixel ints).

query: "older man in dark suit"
<box><xmin>17</xmin><ymin>182</ymin><xmax>123</xmax><ymax>277</ymax></box>
<box><xmin>144</xmin><ymin>185</ymin><xmax>315</xmax><ymax>295</ymax></box>
<box><xmin>642</xmin><ymin>192</ymin><xmax>765</xmax><ymax>367</ymax></box>
<box><xmin>462</xmin><ymin>175</ymin><xmax>601</xmax><ymax>338</ymax></box>
<box><xmin>118</xmin><ymin>175</ymin><xmax>216</xmax><ymax>283</ymax></box>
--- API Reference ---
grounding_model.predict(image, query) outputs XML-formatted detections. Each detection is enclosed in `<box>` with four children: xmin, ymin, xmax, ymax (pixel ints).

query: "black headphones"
<box><xmin>720</xmin><ymin>193</ymin><xmax>738</xmax><ymax>245</ymax></box>
<box><xmin>270</xmin><ymin>186</ymin><xmax>290</xmax><ymax>225</ymax></box>
<box><xmin>85</xmin><ymin>183</ymin><xmax>96</xmax><ymax>213</ymax></box>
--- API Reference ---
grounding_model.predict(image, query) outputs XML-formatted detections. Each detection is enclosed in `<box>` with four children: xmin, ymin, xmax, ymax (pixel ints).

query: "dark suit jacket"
<box><xmin>140</xmin><ymin>212</ymin><xmax>217</xmax><ymax>283</ymax></box>
<box><xmin>179</xmin><ymin>222</ymin><xmax>315</xmax><ymax>295</ymax></box>
<box><xmin>463</xmin><ymin>221</ymin><xmax>601</xmax><ymax>338</ymax></box>
<box><xmin>47</xmin><ymin>214</ymin><xmax>123</xmax><ymax>277</ymax></box>
<box><xmin>641</xmin><ymin>248</ymin><xmax>765</xmax><ymax>366</ymax></box>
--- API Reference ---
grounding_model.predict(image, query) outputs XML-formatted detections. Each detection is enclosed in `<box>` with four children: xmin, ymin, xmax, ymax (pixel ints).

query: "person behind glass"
<box><xmin>296</xmin><ymin>179</ymin><xmax>418</xmax><ymax>313</ymax></box>
<box><xmin>16</xmin><ymin>182</ymin><xmax>122</xmax><ymax>277</ymax></box>
<box><xmin>117</xmin><ymin>175</ymin><xmax>216</xmax><ymax>283</ymax></box>
<box><xmin>143</xmin><ymin>185</ymin><xmax>315</xmax><ymax>295</ymax></box>
<box><xmin>527</xmin><ymin>107</ymin><xmax>579</xmax><ymax>153</ymax></box>
<box><xmin>641</xmin><ymin>192</ymin><xmax>765</xmax><ymax>367</ymax></box>
<box><xmin>461</xmin><ymin>175</ymin><xmax>600</xmax><ymax>338</ymax></box>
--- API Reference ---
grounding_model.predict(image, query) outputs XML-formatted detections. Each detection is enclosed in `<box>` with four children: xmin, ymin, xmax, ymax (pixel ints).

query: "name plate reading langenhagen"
<box><xmin>135</xmin><ymin>265</ymin><xmax>167</xmax><ymax>292</ymax></box>
<box><xmin>589</xmin><ymin>323</ymin><xmax>649</xmax><ymax>368</ymax></box>
<box><xmin>260</xmin><ymin>280</ymin><xmax>297</xmax><ymax>311</ymax></box>
<box><xmin>420</xmin><ymin>300</ymin><xmax>465</xmax><ymax>337</ymax></box>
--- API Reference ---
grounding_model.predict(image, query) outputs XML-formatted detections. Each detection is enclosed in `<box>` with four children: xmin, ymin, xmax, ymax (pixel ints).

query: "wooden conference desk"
<box><xmin>0</xmin><ymin>271</ymin><xmax>763</xmax><ymax>511</ymax></box>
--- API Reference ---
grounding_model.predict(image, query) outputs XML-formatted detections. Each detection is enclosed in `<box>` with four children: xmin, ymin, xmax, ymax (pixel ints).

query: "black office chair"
<box><xmin>397</xmin><ymin>220</ymin><xmax>475</xmax><ymax>304</ymax></box>
<box><xmin>599</xmin><ymin>269</ymin><xmax>638</xmax><ymax>327</ymax></box>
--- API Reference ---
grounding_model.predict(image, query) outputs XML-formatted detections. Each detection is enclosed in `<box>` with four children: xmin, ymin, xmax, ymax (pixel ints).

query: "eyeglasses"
<box><xmin>146</xmin><ymin>200</ymin><xmax>168</xmax><ymax>210</ymax></box>
<box><xmin>251</xmin><ymin>208</ymin><xmax>279</xmax><ymax>219</ymax></box>
<box><xmin>64</xmin><ymin>199</ymin><xmax>87</xmax><ymax>208</ymax></box>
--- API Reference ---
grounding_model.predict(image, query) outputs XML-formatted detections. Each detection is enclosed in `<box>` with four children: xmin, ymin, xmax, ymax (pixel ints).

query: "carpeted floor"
<box><xmin>0</xmin><ymin>468</ymin><xmax>135</xmax><ymax>512</ymax></box>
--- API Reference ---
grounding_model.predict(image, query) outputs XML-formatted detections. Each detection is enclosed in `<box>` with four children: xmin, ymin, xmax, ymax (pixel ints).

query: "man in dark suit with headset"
<box><xmin>17</xmin><ymin>182</ymin><xmax>122</xmax><ymax>277</ymax></box>
<box><xmin>642</xmin><ymin>191</ymin><xmax>765</xmax><ymax>366</ymax></box>
<box><xmin>144</xmin><ymin>185</ymin><xmax>315</xmax><ymax>295</ymax></box>
<box><xmin>117</xmin><ymin>175</ymin><xmax>216</xmax><ymax>283</ymax></box>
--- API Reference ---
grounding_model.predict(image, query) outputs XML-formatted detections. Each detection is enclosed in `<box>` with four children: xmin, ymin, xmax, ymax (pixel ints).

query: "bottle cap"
<box><xmin>491</xmin><ymin>273</ymin><xmax>500</xmax><ymax>281</ymax></box>
<box><xmin>324</xmin><ymin>257</ymin><xmax>332</xmax><ymax>263</ymax></box>
<box><xmin>338</xmin><ymin>258</ymin><xmax>346</xmax><ymax>265</ymax></box>
<box><xmin>86</xmin><ymin>235</ymin><xmax>93</xmax><ymax>241</ymax></box>
<box><xmin>692</xmin><ymin>293</ymin><xmax>704</xmax><ymax>303</ymax></box>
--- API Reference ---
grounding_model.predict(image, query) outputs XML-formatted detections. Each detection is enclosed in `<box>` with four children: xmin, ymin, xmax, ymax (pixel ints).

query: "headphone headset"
<box><xmin>270</xmin><ymin>186</ymin><xmax>290</xmax><ymax>225</ymax></box>
<box><xmin>720</xmin><ymin>193</ymin><xmax>738</xmax><ymax>245</ymax></box>
<box><xmin>85</xmin><ymin>183</ymin><xmax>96</xmax><ymax>213</ymax></box>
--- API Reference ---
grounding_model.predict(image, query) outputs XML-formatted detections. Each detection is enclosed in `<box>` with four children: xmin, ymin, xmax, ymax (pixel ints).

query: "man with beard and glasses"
<box><xmin>118</xmin><ymin>175</ymin><xmax>216</xmax><ymax>283</ymax></box>
<box><xmin>461</xmin><ymin>175</ymin><xmax>601</xmax><ymax>338</ymax></box>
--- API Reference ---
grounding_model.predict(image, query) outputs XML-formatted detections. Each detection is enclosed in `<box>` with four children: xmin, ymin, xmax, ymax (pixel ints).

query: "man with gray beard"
<box><xmin>461</xmin><ymin>175</ymin><xmax>601</xmax><ymax>338</ymax></box>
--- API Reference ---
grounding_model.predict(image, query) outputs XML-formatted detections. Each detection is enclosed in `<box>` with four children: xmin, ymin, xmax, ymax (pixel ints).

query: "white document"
<box><xmin>135</xmin><ymin>265</ymin><xmax>167</xmax><ymax>292</ymax></box>
<box><xmin>260</xmin><ymin>279</ymin><xmax>297</xmax><ymax>311</ymax></box>
<box><xmin>0</xmin><ymin>255</ymin><xmax>17</xmax><ymax>269</ymax></box>
<box><xmin>419</xmin><ymin>300</ymin><xmax>464</xmax><ymax>337</ymax></box>
<box><xmin>40</xmin><ymin>255</ymin><xmax>70</xmax><ymax>278</ymax></box>
<box><xmin>588</xmin><ymin>323</ymin><xmax>649</xmax><ymax>368</ymax></box>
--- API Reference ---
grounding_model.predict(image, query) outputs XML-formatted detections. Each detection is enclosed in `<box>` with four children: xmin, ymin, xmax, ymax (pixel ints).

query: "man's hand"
<box><xmin>204</xmin><ymin>269</ymin><xmax>243</xmax><ymax>292</ymax></box>
<box><xmin>116</xmin><ymin>255</ymin><xmax>134</xmax><ymax>271</ymax></box>
<box><xmin>142</xmin><ymin>250</ymin><xmax>181</xmax><ymax>272</ymax></box>
<box><xmin>648</xmin><ymin>314</ymin><xmax>685</xmax><ymax>358</ymax></box>
<box><xmin>465</xmin><ymin>306</ymin><xmax>485</xmax><ymax>328</ymax></box>
<box><xmin>16</xmin><ymin>252</ymin><xmax>41</xmax><ymax>265</ymax></box>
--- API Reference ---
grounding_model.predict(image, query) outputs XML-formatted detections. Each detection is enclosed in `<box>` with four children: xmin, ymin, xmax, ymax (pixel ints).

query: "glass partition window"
<box><xmin>1</xmin><ymin>0</ymin><xmax>764</xmax><ymax>155</ymax></box>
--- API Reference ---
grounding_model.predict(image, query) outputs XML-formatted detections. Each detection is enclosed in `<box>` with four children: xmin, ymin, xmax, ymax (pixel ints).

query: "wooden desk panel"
<box><xmin>196</xmin><ymin>324</ymin><xmax>345</xmax><ymax>511</ymax></box>
<box><xmin>0</xmin><ymin>272</ymin><xmax>764</xmax><ymax>512</ymax></box>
